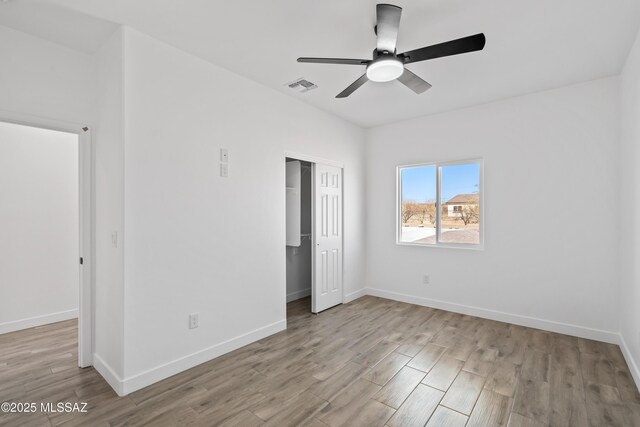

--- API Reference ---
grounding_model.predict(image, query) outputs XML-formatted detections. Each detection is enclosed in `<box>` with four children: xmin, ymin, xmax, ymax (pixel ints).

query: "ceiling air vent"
<box><xmin>285</xmin><ymin>78</ymin><xmax>318</xmax><ymax>93</ymax></box>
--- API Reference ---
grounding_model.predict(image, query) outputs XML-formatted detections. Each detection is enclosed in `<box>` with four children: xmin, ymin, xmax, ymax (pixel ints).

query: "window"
<box><xmin>398</xmin><ymin>159</ymin><xmax>482</xmax><ymax>248</ymax></box>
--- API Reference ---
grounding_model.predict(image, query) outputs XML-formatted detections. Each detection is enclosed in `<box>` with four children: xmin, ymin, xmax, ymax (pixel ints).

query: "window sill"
<box><xmin>396</xmin><ymin>241</ymin><xmax>484</xmax><ymax>251</ymax></box>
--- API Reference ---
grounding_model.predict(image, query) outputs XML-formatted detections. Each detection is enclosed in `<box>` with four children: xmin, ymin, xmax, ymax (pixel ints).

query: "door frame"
<box><xmin>0</xmin><ymin>110</ymin><xmax>94</xmax><ymax>368</ymax></box>
<box><xmin>284</xmin><ymin>151</ymin><xmax>345</xmax><ymax>312</ymax></box>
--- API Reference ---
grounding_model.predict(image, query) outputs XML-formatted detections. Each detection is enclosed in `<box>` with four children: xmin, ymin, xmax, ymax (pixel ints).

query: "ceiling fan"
<box><xmin>297</xmin><ymin>4</ymin><xmax>486</xmax><ymax>98</ymax></box>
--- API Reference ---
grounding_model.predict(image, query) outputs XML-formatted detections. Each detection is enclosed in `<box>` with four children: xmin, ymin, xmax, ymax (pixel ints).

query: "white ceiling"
<box><xmin>0</xmin><ymin>0</ymin><xmax>117</xmax><ymax>54</ymax></box>
<box><xmin>9</xmin><ymin>0</ymin><xmax>640</xmax><ymax>127</ymax></box>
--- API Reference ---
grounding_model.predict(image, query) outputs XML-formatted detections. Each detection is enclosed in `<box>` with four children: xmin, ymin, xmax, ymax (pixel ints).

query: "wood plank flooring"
<box><xmin>1</xmin><ymin>295</ymin><xmax>639</xmax><ymax>426</ymax></box>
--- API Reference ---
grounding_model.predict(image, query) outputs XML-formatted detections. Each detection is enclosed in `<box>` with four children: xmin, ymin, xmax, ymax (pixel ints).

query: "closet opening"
<box><xmin>285</xmin><ymin>155</ymin><xmax>344</xmax><ymax>315</ymax></box>
<box><xmin>286</xmin><ymin>159</ymin><xmax>313</xmax><ymax>312</ymax></box>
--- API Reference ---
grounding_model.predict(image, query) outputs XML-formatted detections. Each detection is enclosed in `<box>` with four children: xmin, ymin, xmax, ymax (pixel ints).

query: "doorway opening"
<box><xmin>285</xmin><ymin>155</ymin><xmax>343</xmax><ymax>315</ymax></box>
<box><xmin>286</xmin><ymin>159</ymin><xmax>312</xmax><ymax>312</ymax></box>
<box><xmin>0</xmin><ymin>117</ymin><xmax>92</xmax><ymax>368</ymax></box>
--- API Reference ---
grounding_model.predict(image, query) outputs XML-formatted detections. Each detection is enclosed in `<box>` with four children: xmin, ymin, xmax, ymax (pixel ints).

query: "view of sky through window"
<box><xmin>440</xmin><ymin>163</ymin><xmax>480</xmax><ymax>201</ymax></box>
<box><xmin>401</xmin><ymin>165</ymin><xmax>436</xmax><ymax>202</ymax></box>
<box><xmin>402</xmin><ymin>163</ymin><xmax>479</xmax><ymax>203</ymax></box>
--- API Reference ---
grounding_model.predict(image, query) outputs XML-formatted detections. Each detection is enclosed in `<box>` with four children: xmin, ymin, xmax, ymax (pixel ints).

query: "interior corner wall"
<box><xmin>619</xmin><ymin>28</ymin><xmax>640</xmax><ymax>385</ymax></box>
<box><xmin>119</xmin><ymin>27</ymin><xmax>365</xmax><ymax>389</ymax></box>
<box><xmin>0</xmin><ymin>24</ymin><xmax>96</xmax><ymax>126</ymax></box>
<box><xmin>365</xmin><ymin>77</ymin><xmax>620</xmax><ymax>340</ymax></box>
<box><xmin>93</xmin><ymin>26</ymin><xmax>126</xmax><ymax>385</ymax></box>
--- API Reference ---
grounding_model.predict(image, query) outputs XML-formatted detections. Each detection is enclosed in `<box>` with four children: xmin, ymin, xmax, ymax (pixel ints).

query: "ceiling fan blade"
<box><xmin>298</xmin><ymin>57</ymin><xmax>370</xmax><ymax>65</ymax></box>
<box><xmin>336</xmin><ymin>74</ymin><xmax>369</xmax><ymax>98</ymax></box>
<box><xmin>397</xmin><ymin>69</ymin><xmax>432</xmax><ymax>94</ymax></box>
<box><xmin>400</xmin><ymin>33</ymin><xmax>486</xmax><ymax>64</ymax></box>
<box><xmin>376</xmin><ymin>4</ymin><xmax>402</xmax><ymax>53</ymax></box>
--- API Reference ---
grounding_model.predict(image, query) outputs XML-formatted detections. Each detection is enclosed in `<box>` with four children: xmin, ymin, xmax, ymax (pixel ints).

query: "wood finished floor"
<box><xmin>1</xmin><ymin>296</ymin><xmax>639</xmax><ymax>426</ymax></box>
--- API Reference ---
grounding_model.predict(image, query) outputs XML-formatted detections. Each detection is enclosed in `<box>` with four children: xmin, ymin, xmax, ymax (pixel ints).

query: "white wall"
<box><xmin>0</xmin><ymin>121</ymin><xmax>78</xmax><ymax>333</ymax></box>
<box><xmin>0</xmin><ymin>24</ymin><xmax>96</xmax><ymax>126</ymax></box>
<box><xmin>119</xmin><ymin>28</ymin><xmax>365</xmax><ymax>389</ymax></box>
<box><xmin>365</xmin><ymin>78</ymin><xmax>620</xmax><ymax>339</ymax></box>
<box><xmin>93</xmin><ymin>27</ymin><xmax>126</xmax><ymax>384</ymax></box>
<box><xmin>619</xmin><ymin>28</ymin><xmax>640</xmax><ymax>385</ymax></box>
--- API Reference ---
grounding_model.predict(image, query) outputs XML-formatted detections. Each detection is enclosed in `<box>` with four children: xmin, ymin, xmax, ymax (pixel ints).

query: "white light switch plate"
<box><xmin>220</xmin><ymin>148</ymin><xmax>228</xmax><ymax>162</ymax></box>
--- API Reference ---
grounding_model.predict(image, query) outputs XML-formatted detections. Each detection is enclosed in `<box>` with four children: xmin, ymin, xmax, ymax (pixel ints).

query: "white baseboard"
<box><xmin>617</xmin><ymin>333</ymin><xmax>640</xmax><ymax>392</ymax></box>
<box><xmin>0</xmin><ymin>309</ymin><xmax>78</xmax><ymax>335</ymax></box>
<box><xmin>93</xmin><ymin>354</ymin><xmax>125</xmax><ymax>396</ymax></box>
<box><xmin>366</xmin><ymin>288</ymin><xmax>620</xmax><ymax>344</ymax></box>
<box><xmin>113</xmin><ymin>319</ymin><xmax>286</xmax><ymax>396</ymax></box>
<box><xmin>287</xmin><ymin>288</ymin><xmax>311</xmax><ymax>303</ymax></box>
<box><xmin>344</xmin><ymin>288</ymin><xmax>367</xmax><ymax>303</ymax></box>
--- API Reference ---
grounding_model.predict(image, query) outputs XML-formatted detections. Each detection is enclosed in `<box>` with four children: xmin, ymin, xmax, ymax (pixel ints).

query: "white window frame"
<box><xmin>396</xmin><ymin>158</ymin><xmax>484</xmax><ymax>250</ymax></box>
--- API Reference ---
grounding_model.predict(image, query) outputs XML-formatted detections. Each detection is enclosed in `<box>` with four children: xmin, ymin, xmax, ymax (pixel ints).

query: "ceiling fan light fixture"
<box><xmin>366</xmin><ymin>57</ymin><xmax>404</xmax><ymax>82</ymax></box>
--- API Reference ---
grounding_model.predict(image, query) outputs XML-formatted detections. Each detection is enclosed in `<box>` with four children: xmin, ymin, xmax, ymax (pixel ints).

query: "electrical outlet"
<box><xmin>189</xmin><ymin>313</ymin><xmax>199</xmax><ymax>329</ymax></box>
<box><xmin>220</xmin><ymin>163</ymin><xmax>228</xmax><ymax>178</ymax></box>
<box><xmin>422</xmin><ymin>275</ymin><xmax>430</xmax><ymax>285</ymax></box>
<box><xmin>111</xmin><ymin>232</ymin><xmax>118</xmax><ymax>248</ymax></box>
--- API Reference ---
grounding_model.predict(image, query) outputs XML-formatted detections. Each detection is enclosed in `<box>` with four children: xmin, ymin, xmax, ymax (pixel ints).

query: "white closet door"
<box><xmin>312</xmin><ymin>163</ymin><xmax>343</xmax><ymax>313</ymax></box>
